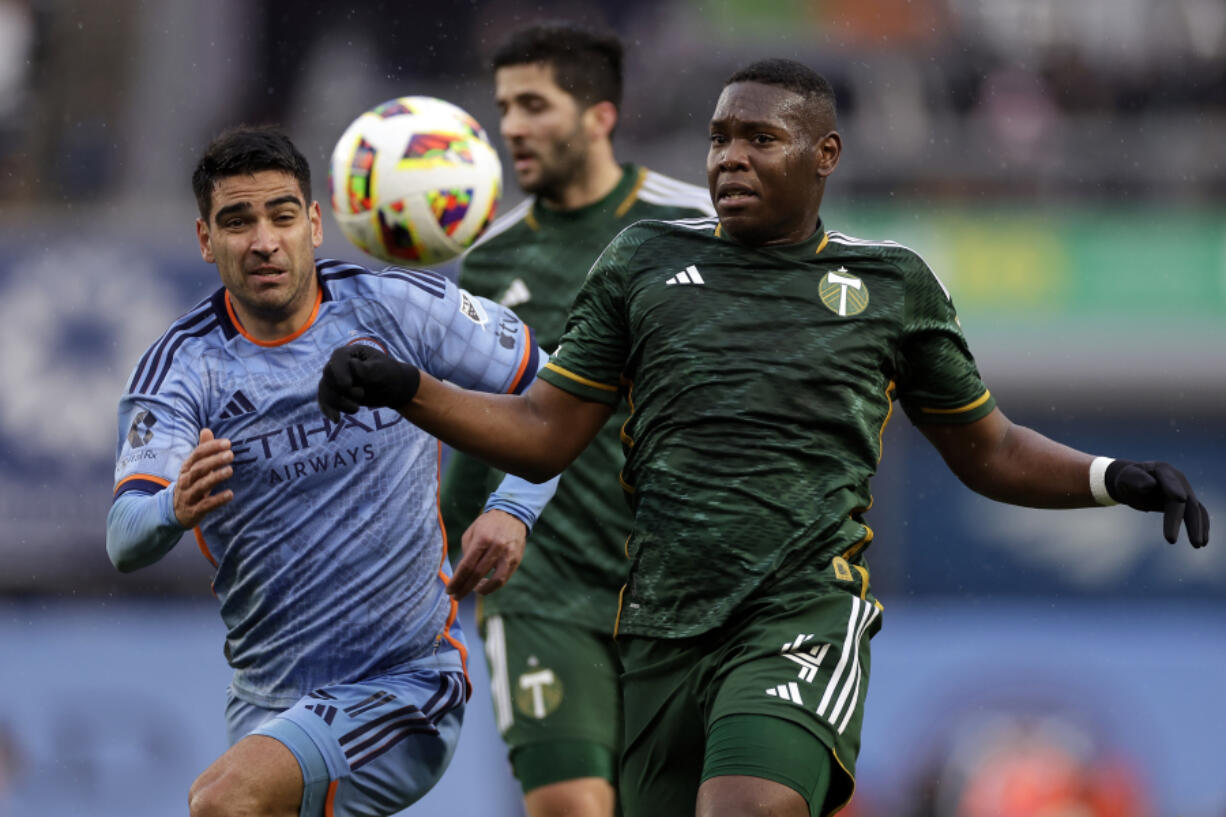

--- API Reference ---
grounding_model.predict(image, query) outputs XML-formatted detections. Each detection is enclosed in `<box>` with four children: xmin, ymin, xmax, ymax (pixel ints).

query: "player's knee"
<box><xmin>524</xmin><ymin>777</ymin><xmax>616</xmax><ymax>817</ymax></box>
<box><xmin>697</xmin><ymin>775</ymin><xmax>809</xmax><ymax>817</ymax></box>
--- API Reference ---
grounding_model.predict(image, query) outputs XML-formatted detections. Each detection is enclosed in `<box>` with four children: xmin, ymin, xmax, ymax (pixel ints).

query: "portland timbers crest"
<box><xmin>819</xmin><ymin>267</ymin><xmax>869</xmax><ymax>317</ymax></box>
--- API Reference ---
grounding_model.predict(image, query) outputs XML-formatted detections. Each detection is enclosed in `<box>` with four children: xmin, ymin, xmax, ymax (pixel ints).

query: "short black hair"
<box><xmin>192</xmin><ymin>126</ymin><xmax>312</xmax><ymax>220</ymax></box>
<box><xmin>492</xmin><ymin>22</ymin><xmax>623</xmax><ymax>110</ymax></box>
<box><xmin>726</xmin><ymin>58</ymin><xmax>837</xmax><ymax>122</ymax></box>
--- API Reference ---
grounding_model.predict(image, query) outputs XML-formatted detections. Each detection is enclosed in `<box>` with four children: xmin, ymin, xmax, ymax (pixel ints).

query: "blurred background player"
<box><xmin>107</xmin><ymin>126</ymin><xmax>551</xmax><ymax>817</ymax></box>
<box><xmin>319</xmin><ymin>59</ymin><xmax>1209</xmax><ymax>817</ymax></box>
<box><xmin>439</xmin><ymin>21</ymin><xmax>713</xmax><ymax>817</ymax></box>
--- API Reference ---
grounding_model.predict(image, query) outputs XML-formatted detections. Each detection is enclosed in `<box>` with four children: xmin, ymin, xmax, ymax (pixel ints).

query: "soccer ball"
<box><xmin>329</xmin><ymin>96</ymin><xmax>502</xmax><ymax>266</ymax></box>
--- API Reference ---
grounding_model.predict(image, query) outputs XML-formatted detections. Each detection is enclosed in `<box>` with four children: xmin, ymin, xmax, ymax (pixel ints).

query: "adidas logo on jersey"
<box><xmin>665</xmin><ymin>265</ymin><xmax>705</xmax><ymax>286</ymax></box>
<box><xmin>218</xmin><ymin>390</ymin><xmax>256</xmax><ymax>419</ymax></box>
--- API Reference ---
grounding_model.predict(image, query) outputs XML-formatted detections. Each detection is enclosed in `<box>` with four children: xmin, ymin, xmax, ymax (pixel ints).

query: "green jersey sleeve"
<box><xmin>896</xmin><ymin>254</ymin><xmax>996</xmax><ymax>425</ymax></box>
<box><xmin>536</xmin><ymin>227</ymin><xmax>644</xmax><ymax>406</ymax></box>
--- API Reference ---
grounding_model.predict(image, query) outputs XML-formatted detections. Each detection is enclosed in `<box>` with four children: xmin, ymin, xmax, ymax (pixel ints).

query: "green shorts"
<box><xmin>481</xmin><ymin>613</ymin><xmax>621</xmax><ymax>792</ymax></box>
<box><xmin>618</xmin><ymin>578</ymin><xmax>882</xmax><ymax>817</ymax></box>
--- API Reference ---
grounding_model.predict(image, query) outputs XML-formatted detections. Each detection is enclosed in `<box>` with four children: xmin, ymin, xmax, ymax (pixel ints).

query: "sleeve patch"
<box><xmin>458</xmin><ymin>291</ymin><xmax>489</xmax><ymax>327</ymax></box>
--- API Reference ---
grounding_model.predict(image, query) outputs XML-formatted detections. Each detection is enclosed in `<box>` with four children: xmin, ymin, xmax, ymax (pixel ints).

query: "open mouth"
<box><xmin>717</xmin><ymin>183</ymin><xmax>757</xmax><ymax>205</ymax></box>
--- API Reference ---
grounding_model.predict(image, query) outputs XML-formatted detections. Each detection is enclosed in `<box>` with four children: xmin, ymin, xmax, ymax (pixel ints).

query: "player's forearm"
<box><xmin>922</xmin><ymin>409</ymin><xmax>1097</xmax><ymax>508</ymax></box>
<box><xmin>106</xmin><ymin>489</ymin><xmax>187</xmax><ymax>572</ymax></box>
<box><xmin>400</xmin><ymin>373</ymin><xmax>576</xmax><ymax>482</ymax></box>
<box><xmin>965</xmin><ymin>422</ymin><xmax>1097</xmax><ymax>508</ymax></box>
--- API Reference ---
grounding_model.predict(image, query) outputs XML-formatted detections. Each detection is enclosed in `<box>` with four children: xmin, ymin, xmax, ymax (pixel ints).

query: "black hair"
<box><xmin>492</xmin><ymin>22</ymin><xmax>623</xmax><ymax>110</ymax></box>
<box><xmin>726</xmin><ymin>58</ymin><xmax>837</xmax><ymax>121</ymax></box>
<box><xmin>192</xmin><ymin>126</ymin><xmax>312</xmax><ymax>220</ymax></box>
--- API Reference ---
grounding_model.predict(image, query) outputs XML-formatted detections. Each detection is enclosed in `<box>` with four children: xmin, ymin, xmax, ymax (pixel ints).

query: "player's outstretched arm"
<box><xmin>318</xmin><ymin>345</ymin><xmax>611</xmax><ymax>482</ymax></box>
<box><xmin>920</xmin><ymin>407</ymin><xmax>1209</xmax><ymax>547</ymax></box>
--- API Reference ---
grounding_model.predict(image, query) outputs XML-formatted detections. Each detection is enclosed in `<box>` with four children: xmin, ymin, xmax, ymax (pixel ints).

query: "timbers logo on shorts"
<box><xmin>513</xmin><ymin>657</ymin><xmax>564</xmax><ymax>719</ymax></box>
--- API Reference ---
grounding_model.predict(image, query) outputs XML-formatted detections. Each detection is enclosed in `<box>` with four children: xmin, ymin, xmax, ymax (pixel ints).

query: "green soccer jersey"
<box><xmin>441</xmin><ymin>164</ymin><xmax>714</xmax><ymax>631</ymax></box>
<box><xmin>538</xmin><ymin>219</ymin><xmax>996</xmax><ymax>639</ymax></box>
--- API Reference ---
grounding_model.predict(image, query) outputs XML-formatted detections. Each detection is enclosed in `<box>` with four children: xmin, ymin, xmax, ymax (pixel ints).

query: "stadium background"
<box><xmin>0</xmin><ymin>0</ymin><xmax>1223</xmax><ymax>815</ymax></box>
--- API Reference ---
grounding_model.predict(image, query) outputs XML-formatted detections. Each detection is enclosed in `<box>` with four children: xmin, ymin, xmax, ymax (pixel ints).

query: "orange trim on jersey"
<box><xmin>192</xmin><ymin>527</ymin><xmax>218</xmax><ymax>568</ymax></box>
<box><xmin>323</xmin><ymin>780</ymin><xmax>338</xmax><ymax>817</ymax></box>
<box><xmin>433</xmin><ymin>441</ymin><xmax>472</xmax><ymax>699</ymax></box>
<box><xmin>505</xmin><ymin>324</ymin><xmax>534</xmax><ymax>394</ymax></box>
<box><xmin>113</xmin><ymin>473</ymin><xmax>171</xmax><ymax>494</ymax></box>
<box><xmin>919</xmin><ymin>388</ymin><xmax>992</xmax><ymax>416</ymax></box>
<box><xmin>543</xmin><ymin>361</ymin><xmax>618</xmax><ymax>392</ymax></box>
<box><xmin>224</xmin><ymin>285</ymin><xmax>323</xmax><ymax>347</ymax></box>
<box><xmin>814</xmin><ymin>232</ymin><xmax>830</xmax><ymax>256</ymax></box>
<box><xmin>614</xmin><ymin>167</ymin><xmax>648</xmax><ymax>218</ymax></box>
<box><xmin>524</xmin><ymin>206</ymin><xmax>540</xmax><ymax>231</ymax></box>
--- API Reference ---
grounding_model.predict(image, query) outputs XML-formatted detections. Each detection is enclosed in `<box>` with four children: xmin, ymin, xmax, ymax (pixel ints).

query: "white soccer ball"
<box><xmin>329</xmin><ymin>96</ymin><xmax>502</xmax><ymax>266</ymax></box>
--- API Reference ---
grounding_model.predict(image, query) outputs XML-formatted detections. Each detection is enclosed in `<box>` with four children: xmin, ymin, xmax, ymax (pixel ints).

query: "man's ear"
<box><xmin>196</xmin><ymin>217</ymin><xmax>215</xmax><ymax>263</ymax></box>
<box><xmin>816</xmin><ymin>130</ymin><xmax>842</xmax><ymax>178</ymax></box>
<box><xmin>585</xmin><ymin>100</ymin><xmax>618</xmax><ymax>141</ymax></box>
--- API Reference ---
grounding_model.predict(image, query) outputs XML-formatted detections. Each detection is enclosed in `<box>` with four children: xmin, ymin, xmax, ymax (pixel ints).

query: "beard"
<box><xmin>518</xmin><ymin>122</ymin><xmax>590</xmax><ymax>202</ymax></box>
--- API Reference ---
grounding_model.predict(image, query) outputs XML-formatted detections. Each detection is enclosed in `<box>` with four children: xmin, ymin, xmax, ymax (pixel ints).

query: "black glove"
<box><xmin>317</xmin><ymin>344</ymin><xmax>421</xmax><ymax>422</ymax></box>
<box><xmin>1105</xmin><ymin>460</ymin><xmax>1210</xmax><ymax>547</ymax></box>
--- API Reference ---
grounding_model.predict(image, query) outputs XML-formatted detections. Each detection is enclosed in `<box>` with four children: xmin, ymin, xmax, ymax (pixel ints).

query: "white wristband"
<box><xmin>1089</xmin><ymin>456</ymin><xmax>1118</xmax><ymax>506</ymax></box>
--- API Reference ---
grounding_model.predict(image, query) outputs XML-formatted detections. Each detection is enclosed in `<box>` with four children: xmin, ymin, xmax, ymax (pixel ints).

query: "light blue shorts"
<box><xmin>226</xmin><ymin>647</ymin><xmax>468</xmax><ymax>817</ymax></box>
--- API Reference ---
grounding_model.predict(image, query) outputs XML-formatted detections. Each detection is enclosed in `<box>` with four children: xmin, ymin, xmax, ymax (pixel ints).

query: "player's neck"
<box><xmin>227</xmin><ymin>283</ymin><xmax>320</xmax><ymax>343</ymax></box>
<box><xmin>538</xmin><ymin>148</ymin><xmax>622</xmax><ymax>212</ymax></box>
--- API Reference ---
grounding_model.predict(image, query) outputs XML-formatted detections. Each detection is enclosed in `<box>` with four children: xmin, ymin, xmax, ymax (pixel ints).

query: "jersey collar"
<box><xmin>526</xmin><ymin>163</ymin><xmax>642</xmax><ymax>230</ymax></box>
<box><xmin>214</xmin><ymin>263</ymin><xmax>325</xmax><ymax>347</ymax></box>
<box><xmin>713</xmin><ymin>220</ymin><xmax>829</xmax><ymax>259</ymax></box>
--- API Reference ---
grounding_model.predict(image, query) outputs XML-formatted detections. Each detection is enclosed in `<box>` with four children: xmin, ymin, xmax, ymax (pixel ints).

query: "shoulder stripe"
<box><xmin>144</xmin><ymin>318</ymin><xmax>220</xmax><ymax>395</ymax></box>
<box><xmin>639</xmin><ymin>170</ymin><xmax>716</xmax><ymax>215</ymax></box>
<box><xmin>825</xmin><ymin>230</ymin><xmax>951</xmax><ymax>301</ymax></box>
<box><xmin>467</xmin><ymin>198</ymin><xmax>533</xmax><ymax>250</ymax></box>
<box><xmin>381</xmin><ymin>267</ymin><xmax>447</xmax><ymax>298</ymax></box>
<box><xmin>321</xmin><ymin>262</ymin><xmax>448</xmax><ymax>299</ymax></box>
<box><xmin>131</xmin><ymin>300</ymin><xmax>215</xmax><ymax>393</ymax></box>
<box><xmin>661</xmin><ymin>215</ymin><xmax>720</xmax><ymax>231</ymax></box>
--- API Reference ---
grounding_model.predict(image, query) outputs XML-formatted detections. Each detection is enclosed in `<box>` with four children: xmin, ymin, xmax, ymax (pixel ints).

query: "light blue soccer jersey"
<box><xmin>112</xmin><ymin>259</ymin><xmax>540</xmax><ymax>708</ymax></box>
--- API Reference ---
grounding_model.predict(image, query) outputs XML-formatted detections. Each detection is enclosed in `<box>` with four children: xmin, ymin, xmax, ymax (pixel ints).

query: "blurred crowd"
<box><xmin>1</xmin><ymin>0</ymin><xmax>1224</xmax><ymax>209</ymax></box>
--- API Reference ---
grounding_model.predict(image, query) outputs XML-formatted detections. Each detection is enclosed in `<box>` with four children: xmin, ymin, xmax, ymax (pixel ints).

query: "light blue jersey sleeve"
<box><xmin>109</xmin><ymin>315</ymin><xmax>210</xmax><ymax>570</ymax></box>
<box><xmin>369</xmin><ymin>266</ymin><xmax>540</xmax><ymax>395</ymax></box>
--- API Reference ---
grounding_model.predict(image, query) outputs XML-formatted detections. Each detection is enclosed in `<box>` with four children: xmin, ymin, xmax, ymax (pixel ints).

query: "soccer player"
<box><xmin>439</xmin><ymin>22</ymin><xmax>713</xmax><ymax>817</ymax></box>
<box><xmin>106</xmin><ymin>126</ymin><xmax>553</xmax><ymax>817</ymax></box>
<box><xmin>317</xmin><ymin>60</ymin><xmax>1210</xmax><ymax>817</ymax></box>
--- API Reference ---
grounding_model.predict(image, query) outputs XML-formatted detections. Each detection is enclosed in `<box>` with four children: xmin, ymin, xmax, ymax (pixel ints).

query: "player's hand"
<box><xmin>317</xmin><ymin>344</ymin><xmax>421</xmax><ymax>422</ymax></box>
<box><xmin>447</xmin><ymin>510</ymin><xmax>527</xmax><ymax>600</ymax></box>
<box><xmin>1105</xmin><ymin>460</ymin><xmax>1210</xmax><ymax>547</ymax></box>
<box><xmin>173</xmin><ymin>428</ymin><xmax>234</xmax><ymax>528</ymax></box>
